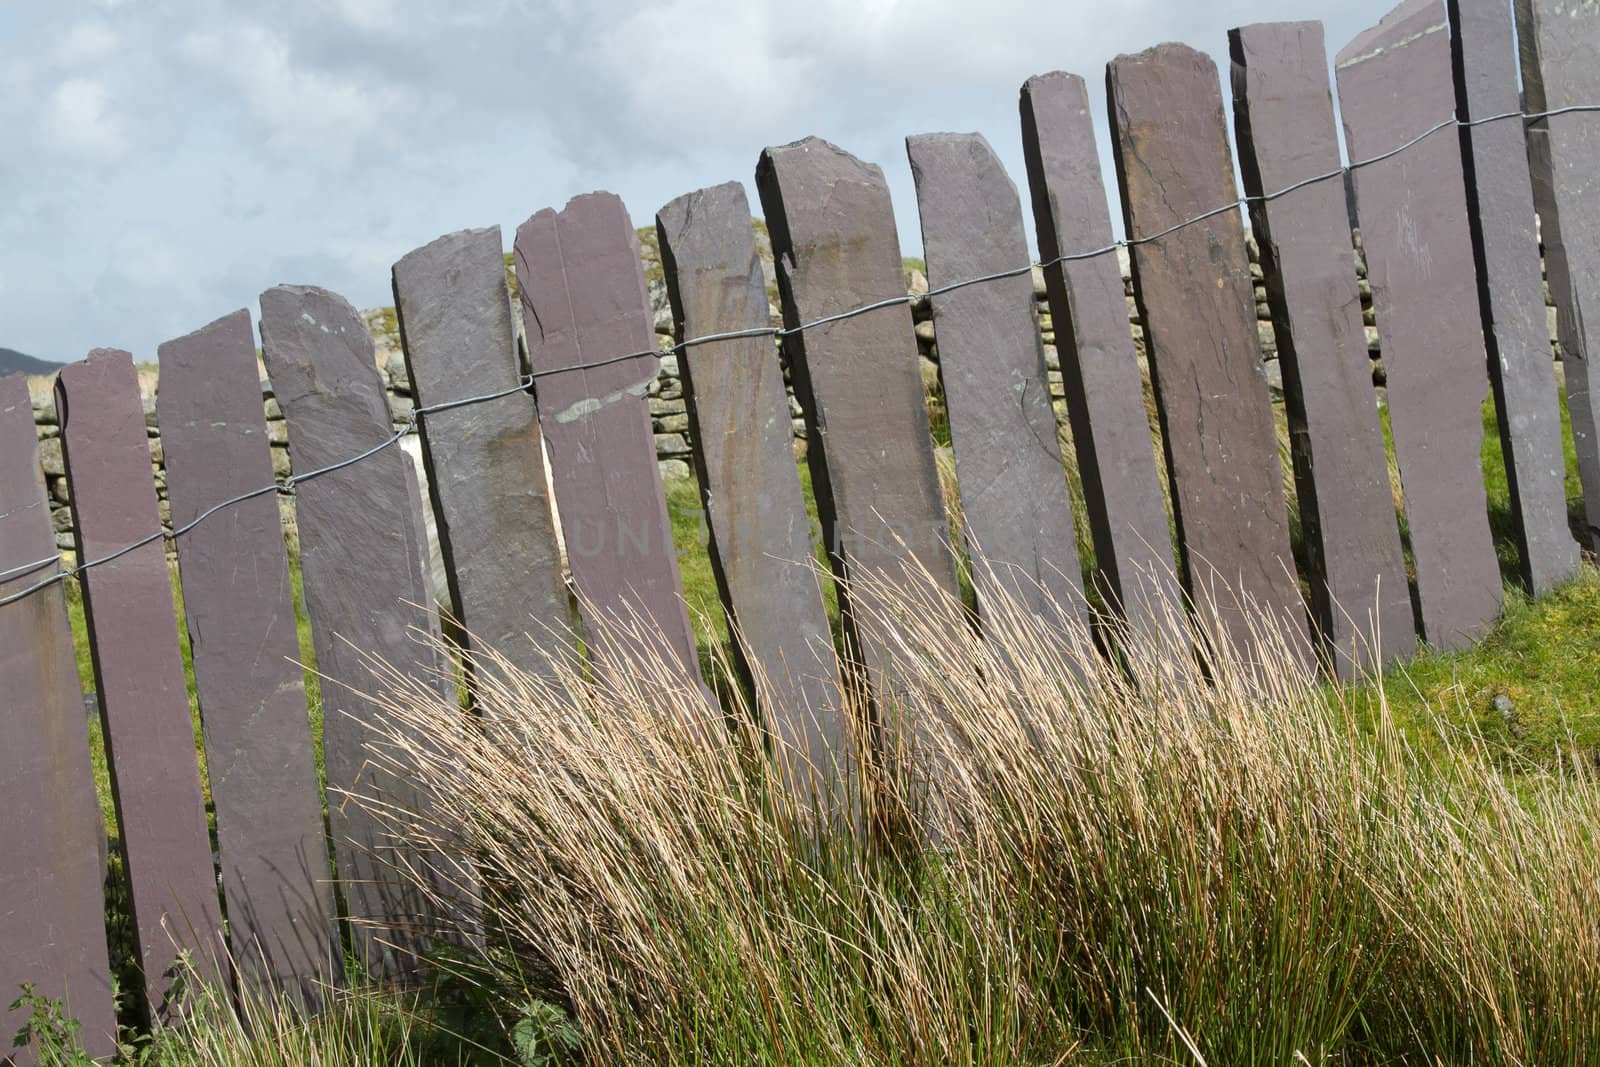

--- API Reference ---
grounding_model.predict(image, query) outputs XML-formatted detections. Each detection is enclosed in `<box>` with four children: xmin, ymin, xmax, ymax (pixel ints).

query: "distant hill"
<box><xmin>0</xmin><ymin>347</ymin><xmax>59</xmax><ymax>376</ymax></box>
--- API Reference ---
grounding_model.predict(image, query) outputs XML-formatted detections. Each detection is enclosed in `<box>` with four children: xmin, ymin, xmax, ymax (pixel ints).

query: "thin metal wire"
<box><xmin>2</xmin><ymin>102</ymin><xmax>1592</xmax><ymax>609</ymax></box>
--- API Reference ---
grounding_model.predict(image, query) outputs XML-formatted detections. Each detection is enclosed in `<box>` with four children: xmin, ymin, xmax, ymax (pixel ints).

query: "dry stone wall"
<box><xmin>27</xmin><ymin>222</ymin><xmax>1563</xmax><ymax>559</ymax></box>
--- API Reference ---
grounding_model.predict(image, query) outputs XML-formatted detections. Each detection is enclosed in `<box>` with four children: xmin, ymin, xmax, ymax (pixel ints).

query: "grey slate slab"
<box><xmin>755</xmin><ymin>137</ymin><xmax>961</xmax><ymax>699</ymax></box>
<box><xmin>1449</xmin><ymin>0</ymin><xmax>1581</xmax><ymax>593</ymax></box>
<box><xmin>0</xmin><ymin>373</ymin><xmax>116</xmax><ymax>1062</ymax></box>
<box><xmin>1229</xmin><ymin>20</ymin><xmax>1418</xmax><ymax>676</ymax></box>
<box><xmin>907</xmin><ymin>131</ymin><xmax>1089</xmax><ymax>636</ymax></box>
<box><xmin>1019</xmin><ymin>72</ymin><xmax>1184</xmax><ymax>644</ymax></box>
<box><xmin>1517</xmin><ymin>0</ymin><xmax>1600</xmax><ymax>554</ymax></box>
<box><xmin>57</xmin><ymin>348</ymin><xmax>226</xmax><ymax>1021</ymax></box>
<box><xmin>258</xmin><ymin>285</ymin><xmax>462</xmax><ymax>979</ymax></box>
<box><xmin>158</xmin><ymin>309</ymin><xmax>339</xmax><ymax>1006</ymax></box>
<box><xmin>1107</xmin><ymin>43</ymin><xmax>1314</xmax><ymax>666</ymax></box>
<box><xmin>513</xmin><ymin>193</ymin><xmax>704</xmax><ymax>688</ymax></box>
<box><xmin>656</xmin><ymin>182</ymin><xmax>849</xmax><ymax>793</ymax></box>
<box><xmin>1336</xmin><ymin>0</ymin><xmax>1504</xmax><ymax>650</ymax></box>
<box><xmin>392</xmin><ymin>227</ymin><xmax>573</xmax><ymax>699</ymax></box>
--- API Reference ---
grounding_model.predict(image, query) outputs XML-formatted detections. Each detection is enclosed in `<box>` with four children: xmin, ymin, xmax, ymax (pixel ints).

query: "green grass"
<box><xmin>1346</xmin><ymin>378</ymin><xmax>1597</xmax><ymax>764</ymax></box>
<box><xmin>1348</xmin><ymin>567</ymin><xmax>1600</xmax><ymax>764</ymax></box>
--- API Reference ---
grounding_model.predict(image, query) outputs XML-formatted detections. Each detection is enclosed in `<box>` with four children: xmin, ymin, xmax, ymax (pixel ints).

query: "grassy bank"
<box><xmin>29</xmin><ymin>566</ymin><xmax>1588</xmax><ymax>1065</ymax></box>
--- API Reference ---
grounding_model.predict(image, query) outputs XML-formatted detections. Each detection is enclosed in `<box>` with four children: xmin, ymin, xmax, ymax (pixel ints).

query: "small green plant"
<box><xmin>508</xmin><ymin>1001</ymin><xmax>581</xmax><ymax>1067</ymax></box>
<box><xmin>10</xmin><ymin>985</ymin><xmax>97</xmax><ymax>1067</ymax></box>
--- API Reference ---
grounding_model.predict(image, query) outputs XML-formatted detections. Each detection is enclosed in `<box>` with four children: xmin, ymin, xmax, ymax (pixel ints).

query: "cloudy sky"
<box><xmin>1</xmin><ymin>0</ymin><xmax>1400</xmax><ymax>364</ymax></box>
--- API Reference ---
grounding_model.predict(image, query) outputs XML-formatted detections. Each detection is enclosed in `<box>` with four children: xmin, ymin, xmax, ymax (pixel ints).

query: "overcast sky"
<box><xmin>1</xmin><ymin>0</ymin><xmax>1402</xmax><ymax>364</ymax></box>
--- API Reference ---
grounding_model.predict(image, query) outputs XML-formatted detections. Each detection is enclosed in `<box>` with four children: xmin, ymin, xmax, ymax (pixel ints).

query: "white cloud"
<box><xmin>590</xmin><ymin>3</ymin><xmax>817</xmax><ymax>142</ymax></box>
<box><xmin>55</xmin><ymin>21</ymin><xmax>119</xmax><ymax>65</ymax></box>
<box><xmin>46</xmin><ymin>77</ymin><xmax>127</xmax><ymax>157</ymax></box>
<box><xmin>330</xmin><ymin>0</ymin><xmax>399</xmax><ymax>33</ymax></box>
<box><xmin>180</xmin><ymin>21</ymin><xmax>414</xmax><ymax>164</ymax></box>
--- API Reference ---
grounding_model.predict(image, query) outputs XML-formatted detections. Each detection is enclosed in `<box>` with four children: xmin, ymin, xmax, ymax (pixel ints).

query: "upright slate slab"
<box><xmin>56</xmin><ymin>348</ymin><xmax>226</xmax><ymax>1021</ymax></box>
<box><xmin>1106</xmin><ymin>45</ymin><xmax>1312</xmax><ymax>663</ymax></box>
<box><xmin>513</xmin><ymin>193</ymin><xmax>703</xmax><ymax>685</ymax></box>
<box><xmin>1449</xmin><ymin>0</ymin><xmax>1581</xmax><ymax>593</ymax></box>
<box><xmin>259</xmin><ymin>285</ymin><xmax>458</xmax><ymax>979</ymax></box>
<box><xmin>906</xmin><ymin>132</ymin><xmax>1088</xmax><ymax>632</ymax></box>
<box><xmin>1336</xmin><ymin>0</ymin><xmax>1503</xmax><ymax>650</ymax></box>
<box><xmin>656</xmin><ymin>183</ymin><xmax>848</xmax><ymax>788</ymax></box>
<box><xmin>1229</xmin><ymin>21</ymin><xmax>1417</xmax><ymax>677</ymax></box>
<box><xmin>0</xmin><ymin>374</ymin><xmax>116</xmax><ymax>1062</ymax></box>
<box><xmin>1518</xmin><ymin>0</ymin><xmax>1600</xmax><ymax>553</ymax></box>
<box><xmin>158</xmin><ymin>310</ymin><xmax>338</xmax><ymax>1006</ymax></box>
<box><xmin>1019</xmin><ymin>72</ymin><xmax>1182</xmax><ymax>641</ymax></box>
<box><xmin>755</xmin><ymin>137</ymin><xmax>961</xmax><ymax>694</ymax></box>
<box><xmin>392</xmin><ymin>227</ymin><xmax>572</xmax><ymax>696</ymax></box>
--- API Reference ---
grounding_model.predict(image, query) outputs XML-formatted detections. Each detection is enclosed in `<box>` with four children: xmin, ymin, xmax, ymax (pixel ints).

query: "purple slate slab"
<box><xmin>56</xmin><ymin>348</ymin><xmax>226</xmax><ymax>1022</ymax></box>
<box><xmin>1229</xmin><ymin>21</ymin><xmax>1417</xmax><ymax>677</ymax></box>
<box><xmin>1336</xmin><ymin>0</ymin><xmax>1503</xmax><ymax>650</ymax></box>
<box><xmin>906</xmin><ymin>132</ymin><xmax>1088</xmax><ymax>633</ymax></box>
<box><xmin>0</xmin><ymin>374</ymin><xmax>116</xmax><ymax>1062</ymax></box>
<box><xmin>392</xmin><ymin>227</ymin><xmax>572</xmax><ymax>697</ymax></box>
<box><xmin>258</xmin><ymin>285</ymin><xmax>462</xmax><ymax>979</ymax></box>
<box><xmin>1019</xmin><ymin>72</ymin><xmax>1183</xmax><ymax>642</ymax></box>
<box><xmin>1449</xmin><ymin>0</ymin><xmax>1581</xmax><ymax>593</ymax></box>
<box><xmin>157</xmin><ymin>310</ymin><xmax>338</xmax><ymax>1006</ymax></box>
<box><xmin>656</xmin><ymin>181</ymin><xmax>849</xmax><ymax>792</ymax></box>
<box><xmin>754</xmin><ymin>137</ymin><xmax>961</xmax><ymax>696</ymax></box>
<box><xmin>1517</xmin><ymin>0</ymin><xmax>1600</xmax><ymax>554</ymax></box>
<box><xmin>513</xmin><ymin>193</ymin><xmax>704</xmax><ymax>687</ymax></box>
<box><xmin>1106</xmin><ymin>44</ymin><xmax>1313</xmax><ymax>665</ymax></box>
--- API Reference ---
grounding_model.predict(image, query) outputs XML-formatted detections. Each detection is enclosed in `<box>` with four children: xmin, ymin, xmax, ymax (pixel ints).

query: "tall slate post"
<box><xmin>1107</xmin><ymin>44</ymin><xmax>1313</xmax><ymax>667</ymax></box>
<box><xmin>1019</xmin><ymin>72</ymin><xmax>1184</xmax><ymax>646</ymax></box>
<box><xmin>159</xmin><ymin>310</ymin><xmax>339</xmax><ymax>1006</ymax></box>
<box><xmin>907</xmin><ymin>131</ymin><xmax>1089</xmax><ymax>635</ymax></box>
<box><xmin>1230</xmin><ymin>21</ymin><xmax>1417</xmax><ymax>676</ymax></box>
<box><xmin>392</xmin><ymin>226</ymin><xmax>573</xmax><ymax>702</ymax></box>
<box><xmin>260</xmin><ymin>285</ymin><xmax>468</xmax><ymax>979</ymax></box>
<box><xmin>1336</xmin><ymin>0</ymin><xmax>1504</xmax><ymax>650</ymax></box>
<box><xmin>755</xmin><ymin>137</ymin><xmax>962</xmax><ymax>701</ymax></box>
<box><xmin>1517</xmin><ymin>0</ymin><xmax>1600</xmax><ymax>554</ymax></box>
<box><xmin>1448</xmin><ymin>0</ymin><xmax>1581</xmax><ymax>593</ymax></box>
<box><xmin>513</xmin><ymin>193</ymin><xmax>706</xmax><ymax>691</ymax></box>
<box><xmin>57</xmin><ymin>348</ymin><xmax>227</xmax><ymax>1021</ymax></box>
<box><xmin>0</xmin><ymin>374</ymin><xmax>116</xmax><ymax>1061</ymax></box>
<box><xmin>657</xmin><ymin>183</ymin><xmax>849</xmax><ymax>796</ymax></box>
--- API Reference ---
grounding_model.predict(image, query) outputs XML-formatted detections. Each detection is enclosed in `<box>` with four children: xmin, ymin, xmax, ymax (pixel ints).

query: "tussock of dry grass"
<box><xmin>352</xmin><ymin>562</ymin><xmax>1600</xmax><ymax>1066</ymax></box>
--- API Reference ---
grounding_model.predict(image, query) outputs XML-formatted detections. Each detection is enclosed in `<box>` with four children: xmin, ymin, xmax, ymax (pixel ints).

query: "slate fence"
<box><xmin>4</xmin><ymin>0</ymin><xmax>1599</xmax><ymax>1058</ymax></box>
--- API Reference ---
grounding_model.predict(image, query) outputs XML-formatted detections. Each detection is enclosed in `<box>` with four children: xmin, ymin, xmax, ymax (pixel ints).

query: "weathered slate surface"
<box><xmin>1106</xmin><ymin>45</ymin><xmax>1313</xmax><ymax>663</ymax></box>
<box><xmin>1449</xmin><ymin>0</ymin><xmax>1581</xmax><ymax>593</ymax></box>
<box><xmin>513</xmin><ymin>193</ymin><xmax>703</xmax><ymax>685</ymax></box>
<box><xmin>1019</xmin><ymin>72</ymin><xmax>1182</xmax><ymax>641</ymax></box>
<box><xmin>1229</xmin><ymin>21</ymin><xmax>1417</xmax><ymax>677</ymax></box>
<box><xmin>0</xmin><ymin>374</ymin><xmax>117</xmax><ymax>1062</ymax></box>
<box><xmin>259</xmin><ymin>285</ymin><xmax>460</xmax><ymax>979</ymax></box>
<box><xmin>157</xmin><ymin>309</ymin><xmax>338</xmax><ymax>1006</ymax></box>
<box><xmin>1518</xmin><ymin>0</ymin><xmax>1600</xmax><ymax>554</ymax></box>
<box><xmin>1336</xmin><ymin>0</ymin><xmax>1503</xmax><ymax>650</ymax></box>
<box><xmin>906</xmin><ymin>132</ymin><xmax>1089</xmax><ymax>634</ymax></box>
<box><xmin>56</xmin><ymin>348</ymin><xmax>226</xmax><ymax>1021</ymax></box>
<box><xmin>392</xmin><ymin>227</ymin><xmax>572</xmax><ymax>696</ymax></box>
<box><xmin>656</xmin><ymin>182</ymin><xmax>847</xmax><ymax>785</ymax></box>
<box><xmin>755</xmin><ymin>137</ymin><xmax>962</xmax><ymax>693</ymax></box>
